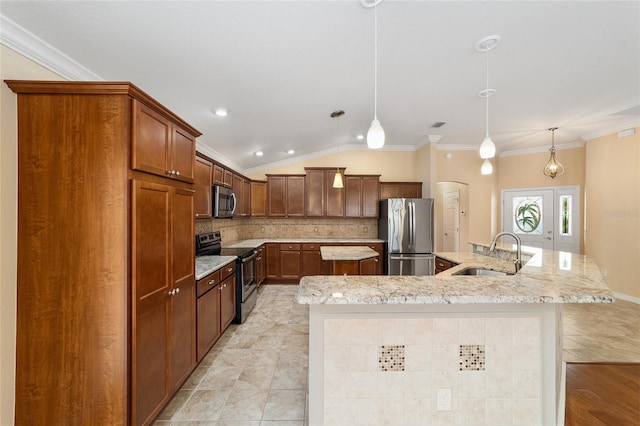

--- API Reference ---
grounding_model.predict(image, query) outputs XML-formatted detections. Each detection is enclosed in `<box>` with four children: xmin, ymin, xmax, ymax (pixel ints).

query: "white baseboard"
<box><xmin>613</xmin><ymin>292</ymin><xmax>640</xmax><ymax>304</ymax></box>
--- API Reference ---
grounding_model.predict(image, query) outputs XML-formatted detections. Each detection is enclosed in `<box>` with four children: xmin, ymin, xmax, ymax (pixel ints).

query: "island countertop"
<box><xmin>320</xmin><ymin>245</ymin><xmax>379</xmax><ymax>261</ymax></box>
<box><xmin>296</xmin><ymin>243</ymin><xmax>614</xmax><ymax>305</ymax></box>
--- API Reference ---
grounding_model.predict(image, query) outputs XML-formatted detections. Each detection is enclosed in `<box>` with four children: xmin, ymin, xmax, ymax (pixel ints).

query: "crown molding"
<box><xmin>435</xmin><ymin>144</ymin><xmax>479</xmax><ymax>152</ymax></box>
<box><xmin>0</xmin><ymin>15</ymin><xmax>102</xmax><ymax>81</ymax></box>
<box><xmin>195</xmin><ymin>142</ymin><xmax>244</xmax><ymax>173</ymax></box>
<box><xmin>580</xmin><ymin>118</ymin><xmax>640</xmax><ymax>141</ymax></box>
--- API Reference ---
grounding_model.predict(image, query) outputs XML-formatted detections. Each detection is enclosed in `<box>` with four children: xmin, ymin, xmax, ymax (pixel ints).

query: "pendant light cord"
<box><xmin>485</xmin><ymin>49</ymin><xmax>489</xmax><ymax>137</ymax></box>
<box><xmin>374</xmin><ymin>4</ymin><xmax>378</xmax><ymax>120</ymax></box>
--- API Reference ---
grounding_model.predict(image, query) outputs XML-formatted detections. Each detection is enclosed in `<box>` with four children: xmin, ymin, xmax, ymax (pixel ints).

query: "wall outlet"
<box><xmin>363</xmin><ymin>226</ymin><xmax>368</xmax><ymax>233</ymax></box>
<box><xmin>261</xmin><ymin>227</ymin><xmax>265</xmax><ymax>232</ymax></box>
<box><xmin>314</xmin><ymin>227</ymin><xmax>318</xmax><ymax>232</ymax></box>
<box><xmin>436</xmin><ymin>388</ymin><xmax>451</xmax><ymax>411</ymax></box>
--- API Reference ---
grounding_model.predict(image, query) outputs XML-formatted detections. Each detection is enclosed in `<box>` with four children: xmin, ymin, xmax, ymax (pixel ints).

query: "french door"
<box><xmin>502</xmin><ymin>186</ymin><xmax>580</xmax><ymax>253</ymax></box>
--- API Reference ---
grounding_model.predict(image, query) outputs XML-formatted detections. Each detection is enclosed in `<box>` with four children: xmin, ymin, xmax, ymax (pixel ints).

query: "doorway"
<box><xmin>443</xmin><ymin>189</ymin><xmax>460</xmax><ymax>252</ymax></box>
<box><xmin>501</xmin><ymin>186</ymin><xmax>580</xmax><ymax>253</ymax></box>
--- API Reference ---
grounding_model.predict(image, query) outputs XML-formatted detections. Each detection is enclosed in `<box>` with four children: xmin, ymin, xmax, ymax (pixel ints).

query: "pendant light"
<box><xmin>330</xmin><ymin>110</ymin><xmax>345</xmax><ymax>188</ymax></box>
<box><xmin>476</xmin><ymin>35</ymin><xmax>500</xmax><ymax>160</ymax></box>
<box><xmin>364</xmin><ymin>0</ymin><xmax>385</xmax><ymax>149</ymax></box>
<box><xmin>543</xmin><ymin>127</ymin><xmax>565</xmax><ymax>178</ymax></box>
<box><xmin>332</xmin><ymin>167</ymin><xmax>344</xmax><ymax>188</ymax></box>
<box><xmin>481</xmin><ymin>159</ymin><xmax>493</xmax><ymax>175</ymax></box>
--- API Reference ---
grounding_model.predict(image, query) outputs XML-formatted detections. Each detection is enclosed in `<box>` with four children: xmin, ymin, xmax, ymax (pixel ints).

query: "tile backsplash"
<box><xmin>196</xmin><ymin>217</ymin><xmax>379</xmax><ymax>242</ymax></box>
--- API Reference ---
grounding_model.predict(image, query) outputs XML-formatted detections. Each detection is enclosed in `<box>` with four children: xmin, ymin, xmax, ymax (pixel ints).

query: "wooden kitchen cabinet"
<box><xmin>195</xmin><ymin>155</ymin><xmax>213</xmax><ymax>219</ymax></box>
<box><xmin>380</xmin><ymin>182</ymin><xmax>423</xmax><ymax>199</ymax></box>
<box><xmin>196</xmin><ymin>262</ymin><xmax>236</xmax><ymax>362</ymax></box>
<box><xmin>196</xmin><ymin>274</ymin><xmax>221</xmax><ymax>360</ymax></box>
<box><xmin>251</xmin><ymin>181</ymin><xmax>267</xmax><ymax>217</ymax></box>
<box><xmin>266</xmin><ymin>243</ymin><xmax>281</xmax><ymax>280</ymax></box>
<box><xmin>132</xmin><ymin>100</ymin><xmax>196</xmax><ymax>183</ymax></box>
<box><xmin>133</xmin><ymin>180</ymin><xmax>196</xmax><ymax>426</ymax></box>
<box><xmin>301</xmin><ymin>243</ymin><xmax>324</xmax><ymax>277</ymax></box>
<box><xmin>220</xmin><ymin>271</ymin><xmax>236</xmax><ymax>330</ymax></box>
<box><xmin>280</xmin><ymin>243</ymin><xmax>302</xmax><ymax>280</ymax></box>
<box><xmin>267</xmin><ymin>174</ymin><xmax>305</xmax><ymax>217</ymax></box>
<box><xmin>305</xmin><ymin>167</ymin><xmax>346</xmax><ymax>217</ymax></box>
<box><xmin>213</xmin><ymin>164</ymin><xmax>233</xmax><ymax>187</ymax></box>
<box><xmin>233</xmin><ymin>173</ymin><xmax>245</xmax><ymax>216</ymax></box>
<box><xmin>8</xmin><ymin>80</ymin><xmax>201</xmax><ymax>426</ymax></box>
<box><xmin>243</xmin><ymin>179</ymin><xmax>251</xmax><ymax>217</ymax></box>
<box><xmin>435</xmin><ymin>256</ymin><xmax>458</xmax><ymax>274</ymax></box>
<box><xmin>345</xmin><ymin>175</ymin><xmax>380</xmax><ymax>218</ymax></box>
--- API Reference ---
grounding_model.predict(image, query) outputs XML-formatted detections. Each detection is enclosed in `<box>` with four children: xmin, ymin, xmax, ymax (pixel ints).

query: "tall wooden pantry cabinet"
<box><xmin>6</xmin><ymin>81</ymin><xmax>201</xmax><ymax>426</ymax></box>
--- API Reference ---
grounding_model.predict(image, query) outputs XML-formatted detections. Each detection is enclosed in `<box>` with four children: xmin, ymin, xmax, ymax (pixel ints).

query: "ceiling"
<box><xmin>2</xmin><ymin>1</ymin><xmax>639</xmax><ymax>173</ymax></box>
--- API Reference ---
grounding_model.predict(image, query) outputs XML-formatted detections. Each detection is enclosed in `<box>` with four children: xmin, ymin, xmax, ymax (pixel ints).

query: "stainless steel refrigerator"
<box><xmin>379</xmin><ymin>198</ymin><xmax>435</xmax><ymax>275</ymax></box>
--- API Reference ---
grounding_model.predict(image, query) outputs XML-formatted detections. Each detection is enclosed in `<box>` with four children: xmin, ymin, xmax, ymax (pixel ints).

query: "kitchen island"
<box><xmin>297</xmin><ymin>244</ymin><xmax>613</xmax><ymax>426</ymax></box>
<box><xmin>320</xmin><ymin>246</ymin><xmax>380</xmax><ymax>276</ymax></box>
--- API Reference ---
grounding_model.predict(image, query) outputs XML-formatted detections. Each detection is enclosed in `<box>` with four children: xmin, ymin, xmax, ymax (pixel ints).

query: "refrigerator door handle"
<box><xmin>410</xmin><ymin>200</ymin><xmax>416</xmax><ymax>248</ymax></box>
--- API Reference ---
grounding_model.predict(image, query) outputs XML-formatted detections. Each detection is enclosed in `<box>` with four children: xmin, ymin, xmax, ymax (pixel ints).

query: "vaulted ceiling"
<box><xmin>2</xmin><ymin>1</ymin><xmax>639</xmax><ymax>172</ymax></box>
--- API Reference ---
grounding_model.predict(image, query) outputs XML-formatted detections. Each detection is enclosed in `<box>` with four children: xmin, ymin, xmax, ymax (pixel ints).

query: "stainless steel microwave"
<box><xmin>212</xmin><ymin>185</ymin><xmax>237</xmax><ymax>218</ymax></box>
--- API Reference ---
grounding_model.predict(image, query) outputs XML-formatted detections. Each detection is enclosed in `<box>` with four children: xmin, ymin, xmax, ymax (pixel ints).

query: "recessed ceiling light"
<box><xmin>214</xmin><ymin>107</ymin><xmax>228</xmax><ymax>117</ymax></box>
<box><xmin>286</xmin><ymin>149</ymin><xmax>295</xmax><ymax>155</ymax></box>
<box><xmin>356</xmin><ymin>134</ymin><xmax>364</xmax><ymax>140</ymax></box>
<box><xmin>255</xmin><ymin>150</ymin><xmax>264</xmax><ymax>157</ymax></box>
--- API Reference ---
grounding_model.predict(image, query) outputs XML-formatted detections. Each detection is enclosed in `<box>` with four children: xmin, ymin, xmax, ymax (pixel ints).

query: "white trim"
<box><xmin>613</xmin><ymin>292</ymin><xmax>640</xmax><ymax>305</ymax></box>
<box><xmin>435</xmin><ymin>144</ymin><xmax>479</xmax><ymax>152</ymax></box>
<box><xmin>581</xmin><ymin>118</ymin><xmax>640</xmax><ymax>141</ymax></box>
<box><xmin>195</xmin><ymin>141</ymin><xmax>244</xmax><ymax>173</ymax></box>
<box><xmin>0</xmin><ymin>15</ymin><xmax>102</xmax><ymax>81</ymax></box>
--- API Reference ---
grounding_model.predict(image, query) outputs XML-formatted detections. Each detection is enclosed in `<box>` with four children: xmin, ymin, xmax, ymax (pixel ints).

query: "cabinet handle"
<box><xmin>219</xmin><ymin>286</ymin><xmax>223</xmax><ymax>291</ymax></box>
<box><xmin>374</xmin><ymin>258</ymin><xmax>379</xmax><ymax>262</ymax></box>
<box><xmin>168</xmin><ymin>289</ymin><xmax>174</xmax><ymax>296</ymax></box>
<box><xmin>288</xmin><ymin>246</ymin><xmax>293</xmax><ymax>249</ymax></box>
<box><xmin>208</xmin><ymin>279</ymin><xmax>216</xmax><ymax>286</ymax></box>
<box><xmin>175</xmin><ymin>171</ymin><xmax>180</xmax><ymax>176</ymax></box>
<box><xmin>227</xmin><ymin>267</ymin><xmax>233</xmax><ymax>272</ymax></box>
<box><xmin>175</xmin><ymin>287</ymin><xmax>180</xmax><ymax>294</ymax></box>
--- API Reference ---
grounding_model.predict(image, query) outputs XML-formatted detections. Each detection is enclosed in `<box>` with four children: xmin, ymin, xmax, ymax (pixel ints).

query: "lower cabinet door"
<box><xmin>359</xmin><ymin>257</ymin><xmax>378</xmax><ymax>275</ymax></box>
<box><xmin>197</xmin><ymin>286</ymin><xmax>222</xmax><ymax>362</ymax></box>
<box><xmin>220</xmin><ymin>274</ymin><xmax>236</xmax><ymax>330</ymax></box>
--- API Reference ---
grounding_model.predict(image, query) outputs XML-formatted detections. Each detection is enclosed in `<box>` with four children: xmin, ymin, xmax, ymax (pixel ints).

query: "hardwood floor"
<box><xmin>565</xmin><ymin>363</ymin><xmax>640</xmax><ymax>426</ymax></box>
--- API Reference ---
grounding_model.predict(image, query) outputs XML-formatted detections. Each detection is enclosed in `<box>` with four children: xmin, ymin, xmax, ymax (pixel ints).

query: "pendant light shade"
<box><xmin>543</xmin><ymin>127</ymin><xmax>565</xmax><ymax>178</ymax></box>
<box><xmin>332</xmin><ymin>168</ymin><xmax>344</xmax><ymax>188</ymax></box>
<box><xmin>479</xmin><ymin>134</ymin><xmax>496</xmax><ymax>159</ymax></box>
<box><xmin>481</xmin><ymin>159</ymin><xmax>493</xmax><ymax>175</ymax></box>
<box><xmin>367</xmin><ymin>118</ymin><xmax>385</xmax><ymax>149</ymax></box>
<box><xmin>365</xmin><ymin>1</ymin><xmax>384</xmax><ymax>149</ymax></box>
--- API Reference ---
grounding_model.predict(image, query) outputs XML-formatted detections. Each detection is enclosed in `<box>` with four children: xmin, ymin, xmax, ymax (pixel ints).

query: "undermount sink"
<box><xmin>452</xmin><ymin>267</ymin><xmax>515</xmax><ymax>276</ymax></box>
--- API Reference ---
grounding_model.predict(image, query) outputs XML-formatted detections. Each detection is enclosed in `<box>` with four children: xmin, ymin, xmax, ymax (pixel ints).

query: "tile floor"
<box><xmin>153</xmin><ymin>285</ymin><xmax>640</xmax><ymax>425</ymax></box>
<box><xmin>154</xmin><ymin>284</ymin><xmax>309</xmax><ymax>426</ymax></box>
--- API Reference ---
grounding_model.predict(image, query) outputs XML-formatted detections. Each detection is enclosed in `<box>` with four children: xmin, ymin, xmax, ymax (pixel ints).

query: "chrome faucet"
<box><xmin>489</xmin><ymin>232</ymin><xmax>524</xmax><ymax>272</ymax></box>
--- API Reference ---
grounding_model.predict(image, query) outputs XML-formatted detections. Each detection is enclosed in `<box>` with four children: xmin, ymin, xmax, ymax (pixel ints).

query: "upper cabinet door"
<box><xmin>132</xmin><ymin>100</ymin><xmax>196</xmax><ymax>183</ymax></box>
<box><xmin>170</xmin><ymin>126</ymin><xmax>196</xmax><ymax>183</ymax></box>
<box><xmin>132</xmin><ymin>101</ymin><xmax>171</xmax><ymax>178</ymax></box>
<box><xmin>194</xmin><ymin>156</ymin><xmax>213</xmax><ymax>219</ymax></box>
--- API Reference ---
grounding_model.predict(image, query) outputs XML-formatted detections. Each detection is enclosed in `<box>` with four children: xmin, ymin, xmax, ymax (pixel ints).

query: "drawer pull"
<box><xmin>227</xmin><ymin>267</ymin><xmax>233</xmax><ymax>272</ymax></box>
<box><xmin>208</xmin><ymin>279</ymin><xmax>216</xmax><ymax>286</ymax></box>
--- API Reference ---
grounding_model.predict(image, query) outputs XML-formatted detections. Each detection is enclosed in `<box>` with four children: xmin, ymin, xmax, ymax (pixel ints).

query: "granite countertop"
<box><xmin>320</xmin><ymin>246</ymin><xmax>379</xmax><ymax>261</ymax></box>
<box><xmin>195</xmin><ymin>255</ymin><xmax>237</xmax><ymax>280</ymax></box>
<box><xmin>224</xmin><ymin>238</ymin><xmax>384</xmax><ymax>248</ymax></box>
<box><xmin>297</xmin><ymin>243</ymin><xmax>614</xmax><ymax>305</ymax></box>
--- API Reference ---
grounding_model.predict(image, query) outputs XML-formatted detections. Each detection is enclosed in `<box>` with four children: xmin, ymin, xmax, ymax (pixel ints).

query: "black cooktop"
<box><xmin>196</xmin><ymin>231</ymin><xmax>255</xmax><ymax>258</ymax></box>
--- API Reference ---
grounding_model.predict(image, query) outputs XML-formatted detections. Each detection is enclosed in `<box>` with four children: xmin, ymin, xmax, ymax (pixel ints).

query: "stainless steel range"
<box><xmin>196</xmin><ymin>232</ymin><xmax>258</xmax><ymax>323</ymax></box>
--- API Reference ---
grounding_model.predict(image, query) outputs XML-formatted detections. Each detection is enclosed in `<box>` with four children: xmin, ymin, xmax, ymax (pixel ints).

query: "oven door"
<box><xmin>240</xmin><ymin>250</ymin><xmax>258</xmax><ymax>301</ymax></box>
